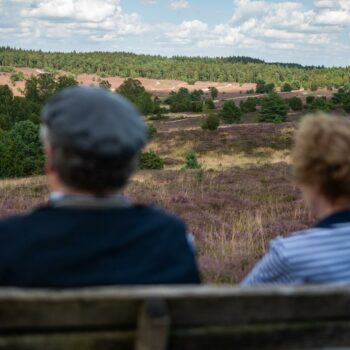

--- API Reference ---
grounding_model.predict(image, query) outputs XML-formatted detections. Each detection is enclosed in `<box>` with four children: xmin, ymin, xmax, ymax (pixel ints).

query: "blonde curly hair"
<box><xmin>293</xmin><ymin>114</ymin><xmax>350</xmax><ymax>201</ymax></box>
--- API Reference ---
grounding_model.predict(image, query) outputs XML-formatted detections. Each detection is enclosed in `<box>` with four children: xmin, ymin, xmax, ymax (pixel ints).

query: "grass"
<box><xmin>0</xmin><ymin>122</ymin><xmax>314</xmax><ymax>284</ymax></box>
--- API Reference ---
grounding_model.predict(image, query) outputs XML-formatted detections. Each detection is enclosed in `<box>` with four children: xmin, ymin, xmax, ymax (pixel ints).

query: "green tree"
<box><xmin>220</xmin><ymin>101</ymin><xmax>242</xmax><ymax>124</ymax></box>
<box><xmin>344</xmin><ymin>95</ymin><xmax>350</xmax><ymax>113</ymax></box>
<box><xmin>281</xmin><ymin>83</ymin><xmax>293</xmax><ymax>92</ymax></box>
<box><xmin>306</xmin><ymin>96</ymin><xmax>315</xmax><ymax>104</ymax></box>
<box><xmin>99</xmin><ymin>80</ymin><xmax>112</xmax><ymax>90</ymax></box>
<box><xmin>209</xmin><ymin>86</ymin><xmax>219</xmax><ymax>99</ymax></box>
<box><xmin>288</xmin><ymin>97</ymin><xmax>303</xmax><ymax>111</ymax></box>
<box><xmin>201</xmin><ymin>112</ymin><xmax>220</xmax><ymax>130</ymax></box>
<box><xmin>309</xmin><ymin>97</ymin><xmax>331</xmax><ymax>112</ymax></box>
<box><xmin>240</xmin><ymin>97</ymin><xmax>258</xmax><ymax>113</ymax></box>
<box><xmin>256</xmin><ymin>80</ymin><xmax>275</xmax><ymax>94</ymax></box>
<box><xmin>259</xmin><ymin>92</ymin><xmax>289</xmax><ymax>123</ymax></box>
<box><xmin>56</xmin><ymin>75</ymin><xmax>78</xmax><ymax>91</ymax></box>
<box><xmin>117</xmin><ymin>78</ymin><xmax>156</xmax><ymax>115</ymax></box>
<box><xmin>291</xmin><ymin>81</ymin><xmax>301</xmax><ymax>90</ymax></box>
<box><xmin>204</xmin><ymin>99</ymin><xmax>215</xmax><ymax>110</ymax></box>
<box><xmin>25</xmin><ymin>74</ymin><xmax>56</xmax><ymax>103</ymax></box>
<box><xmin>0</xmin><ymin>121</ymin><xmax>44</xmax><ymax>178</ymax></box>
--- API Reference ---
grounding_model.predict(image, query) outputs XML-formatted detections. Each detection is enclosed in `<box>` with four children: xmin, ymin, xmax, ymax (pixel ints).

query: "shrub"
<box><xmin>10</xmin><ymin>72</ymin><xmax>25</xmax><ymax>83</ymax></box>
<box><xmin>344</xmin><ymin>96</ymin><xmax>350</xmax><ymax>113</ymax></box>
<box><xmin>310</xmin><ymin>82</ymin><xmax>318</xmax><ymax>91</ymax></box>
<box><xmin>259</xmin><ymin>92</ymin><xmax>289</xmax><ymax>123</ymax></box>
<box><xmin>204</xmin><ymin>99</ymin><xmax>215</xmax><ymax>110</ymax></box>
<box><xmin>281</xmin><ymin>83</ymin><xmax>292</xmax><ymax>92</ymax></box>
<box><xmin>0</xmin><ymin>121</ymin><xmax>44</xmax><ymax>178</ymax></box>
<box><xmin>240</xmin><ymin>97</ymin><xmax>258</xmax><ymax>113</ymax></box>
<box><xmin>184</xmin><ymin>151</ymin><xmax>201</xmax><ymax>169</ymax></box>
<box><xmin>309</xmin><ymin>97</ymin><xmax>331</xmax><ymax>112</ymax></box>
<box><xmin>220</xmin><ymin>101</ymin><xmax>242</xmax><ymax>124</ymax></box>
<box><xmin>202</xmin><ymin>113</ymin><xmax>220</xmax><ymax>130</ymax></box>
<box><xmin>306</xmin><ymin>96</ymin><xmax>315</xmax><ymax>104</ymax></box>
<box><xmin>0</xmin><ymin>66</ymin><xmax>15</xmax><ymax>73</ymax></box>
<box><xmin>291</xmin><ymin>81</ymin><xmax>301</xmax><ymax>90</ymax></box>
<box><xmin>256</xmin><ymin>80</ymin><xmax>275</xmax><ymax>94</ymax></box>
<box><xmin>209</xmin><ymin>86</ymin><xmax>219</xmax><ymax>99</ymax></box>
<box><xmin>148</xmin><ymin>123</ymin><xmax>157</xmax><ymax>139</ymax></box>
<box><xmin>288</xmin><ymin>97</ymin><xmax>303</xmax><ymax>111</ymax></box>
<box><xmin>99</xmin><ymin>80</ymin><xmax>112</xmax><ymax>90</ymax></box>
<box><xmin>139</xmin><ymin>151</ymin><xmax>164</xmax><ymax>170</ymax></box>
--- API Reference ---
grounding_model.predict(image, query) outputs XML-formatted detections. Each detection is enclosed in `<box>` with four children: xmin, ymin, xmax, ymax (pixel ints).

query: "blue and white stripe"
<box><xmin>241</xmin><ymin>210</ymin><xmax>350</xmax><ymax>286</ymax></box>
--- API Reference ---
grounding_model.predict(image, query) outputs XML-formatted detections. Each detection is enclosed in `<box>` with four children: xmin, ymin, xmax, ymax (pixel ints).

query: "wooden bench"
<box><xmin>0</xmin><ymin>286</ymin><xmax>350</xmax><ymax>350</ymax></box>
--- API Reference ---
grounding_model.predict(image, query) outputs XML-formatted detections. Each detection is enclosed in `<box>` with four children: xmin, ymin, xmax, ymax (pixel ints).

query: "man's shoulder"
<box><xmin>0</xmin><ymin>206</ymin><xmax>51</xmax><ymax>230</ymax></box>
<box><xmin>0</xmin><ymin>205</ymin><xmax>186</xmax><ymax>231</ymax></box>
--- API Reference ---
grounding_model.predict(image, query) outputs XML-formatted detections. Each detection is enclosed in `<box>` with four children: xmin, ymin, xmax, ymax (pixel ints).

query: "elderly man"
<box><xmin>0</xmin><ymin>87</ymin><xmax>200</xmax><ymax>287</ymax></box>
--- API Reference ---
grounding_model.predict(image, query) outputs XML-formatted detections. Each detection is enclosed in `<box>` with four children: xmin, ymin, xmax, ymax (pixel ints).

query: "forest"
<box><xmin>1</xmin><ymin>47</ymin><xmax>349</xmax><ymax>88</ymax></box>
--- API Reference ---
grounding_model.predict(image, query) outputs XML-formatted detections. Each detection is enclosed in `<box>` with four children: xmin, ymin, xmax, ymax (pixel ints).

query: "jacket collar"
<box><xmin>315</xmin><ymin>210</ymin><xmax>350</xmax><ymax>229</ymax></box>
<box><xmin>49</xmin><ymin>192</ymin><xmax>131</xmax><ymax>209</ymax></box>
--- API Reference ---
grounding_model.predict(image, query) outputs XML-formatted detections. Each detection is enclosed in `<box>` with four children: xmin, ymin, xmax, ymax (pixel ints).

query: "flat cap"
<box><xmin>41</xmin><ymin>86</ymin><xmax>148</xmax><ymax>156</ymax></box>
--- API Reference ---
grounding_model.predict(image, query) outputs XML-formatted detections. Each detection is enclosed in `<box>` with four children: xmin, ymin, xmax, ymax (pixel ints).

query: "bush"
<box><xmin>204</xmin><ymin>99</ymin><xmax>215</xmax><ymax>110</ymax></box>
<box><xmin>281</xmin><ymin>83</ymin><xmax>292</xmax><ymax>92</ymax></box>
<box><xmin>220</xmin><ymin>101</ymin><xmax>242</xmax><ymax>124</ymax></box>
<box><xmin>344</xmin><ymin>96</ymin><xmax>350</xmax><ymax>113</ymax></box>
<box><xmin>306</xmin><ymin>96</ymin><xmax>315</xmax><ymax>104</ymax></box>
<box><xmin>148</xmin><ymin>123</ymin><xmax>157</xmax><ymax>139</ymax></box>
<box><xmin>288</xmin><ymin>97</ymin><xmax>303</xmax><ymax>111</ymax></box>
<box><xmin>291</xmin><ymin>81</ymin><xmax>301</xmax><ymax>90</ymax></box>
<box><xmin>10</xmin><ymin>72</ymin><xmax>24</xmax><ymax>83</ymax></box>
<box><xmin>0</xmin><ymin>67</ymin><xmax>15</xmax><ymax>73</ymax></box>
<box><xmin>184</xmin><ymin>151</ymin><xmax>201</xmax><ymax>169</ymax></box>
<box><xmin>256</xmin><ymin>80</ymin><xmax>275</xmax><ymax>94</ymax></box>
<box><xmin>0</xmin><ymin>121</ymin><xmax>44</xmax><ymax>178</ymax></box>
<box><xmin>99</xmin><ymin>80</ymin><xmax>112</xmax><ymax>90</ymax></box>
<box><xmin>202</xmin><ymin>113</ymin><xmax>220</xmax><ymax>130</ymax></box>
<box><xmin>209</xmin><ymin>86</ymin><xmax>218</xmax><ymax>99</ymax></box>
<box><xmin>240</xmin><ymin>97</ymin><xmax>258</xmax><ymax>113</ymax></box>
<box><xmin>139</xmin><ymin>151</ymin><xmax>164</xmax><ymax>170</ymax></box>
<box><xmin>310</xmin><ymin>83</ymin><xmax>318</xmax><ymax>91</ymax></box>
<box><xmin>165</xmin><ymin>88</ymin><xmax>204</xmax><ymax>113</ymax></box>
<box><xmin>259</xmin><ymin>92</ymin><xmax>289</xmax><ymax>123</ymax></box>
<box><xmin>309</xmin><ymin>97</ymin><xmax>331</xmax><ymax>112</ymax></box>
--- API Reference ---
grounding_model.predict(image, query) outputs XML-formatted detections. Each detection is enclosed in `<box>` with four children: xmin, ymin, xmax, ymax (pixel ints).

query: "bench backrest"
<box><xmin>0</xmin><ymin>286</ymin><xmax>349</xmax><ymax>350</ymax></box>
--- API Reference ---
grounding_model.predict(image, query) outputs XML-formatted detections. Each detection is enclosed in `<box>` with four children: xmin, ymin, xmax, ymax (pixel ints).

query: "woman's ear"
<box><xmin>300</xmin><ymin>183</ymin><xmax>333</xmax><ymax>219</ymax></box>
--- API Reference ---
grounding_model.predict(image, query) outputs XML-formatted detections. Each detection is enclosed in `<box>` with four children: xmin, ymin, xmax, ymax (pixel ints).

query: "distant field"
<box><xmin>0</xmin><ymin>67</ymin><xmax>256</xmax><ymax>98</ymax></box>
<box><xmin>0</xmin><ymin>122</ymin><xmax>313</xmax><ymax>283</ymax></box>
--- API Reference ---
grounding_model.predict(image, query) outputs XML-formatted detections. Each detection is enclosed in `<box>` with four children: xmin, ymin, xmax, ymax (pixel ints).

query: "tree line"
<box><xmin>1</xmin><ymin>47</ymin><xmax>349</xmax><ymax>88</ymax></box>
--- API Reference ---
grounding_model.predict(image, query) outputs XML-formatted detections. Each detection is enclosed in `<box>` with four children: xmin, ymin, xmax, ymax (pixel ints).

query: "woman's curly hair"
<box><xmin>293</xmin><ymin>114</ymin><xmax>350</xmax><ymax>201</ymax></box>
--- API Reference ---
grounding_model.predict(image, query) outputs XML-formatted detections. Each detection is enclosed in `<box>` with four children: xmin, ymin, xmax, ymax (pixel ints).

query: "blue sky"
<box><xmin>0</xmin><ymin>0</ymin><xmax>349</xmax><ymax>67</ymax></box>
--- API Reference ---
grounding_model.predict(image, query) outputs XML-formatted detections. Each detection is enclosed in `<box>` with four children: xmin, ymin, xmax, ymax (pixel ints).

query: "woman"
<box><xmin>242</xmin><ymin>114</ymin><xmax>350</xmax><ymax>285</ymax></box>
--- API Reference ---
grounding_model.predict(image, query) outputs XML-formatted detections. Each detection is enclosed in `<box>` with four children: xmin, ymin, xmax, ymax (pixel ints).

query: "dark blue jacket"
<box><xmin>0</xmin><ymin>205</ymin><xmax>200</xmax><ymax>287</ymax></box>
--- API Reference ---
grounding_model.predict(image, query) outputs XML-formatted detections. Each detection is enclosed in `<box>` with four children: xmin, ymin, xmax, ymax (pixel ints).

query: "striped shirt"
<box><xmin>241</xmin><ymin>210</ymin><xmax>350</xmax><ymax>286</ymax></box>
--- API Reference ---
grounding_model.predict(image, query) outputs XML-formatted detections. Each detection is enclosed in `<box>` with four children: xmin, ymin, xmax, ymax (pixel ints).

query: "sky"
<box><xmin>0</xmin><ymin>0</ymin><xmax>349</xmax><ymax>67</ymax></box>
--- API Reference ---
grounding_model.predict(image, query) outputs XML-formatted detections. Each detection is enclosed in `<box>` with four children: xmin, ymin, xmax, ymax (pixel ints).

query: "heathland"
<box><xmin>0</xmin><ymin>48</ymin><xmax>350</xmax><ymax>283</ymax></box>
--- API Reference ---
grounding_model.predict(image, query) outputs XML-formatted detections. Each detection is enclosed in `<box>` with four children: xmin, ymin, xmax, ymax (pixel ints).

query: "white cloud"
<box><xmin>170</xmin><ymin>0</ymin><xmax>189</xmax><ymax>10</ymax></box>
<box><xmin>165</xmin><ymin>20</ymin><xmax>207</xmax><ymax>43</ymax></box>
<box><xmin>23</xmin><ymin>0</ymin><xmax>121</xmax><ymax>23</ymax></box>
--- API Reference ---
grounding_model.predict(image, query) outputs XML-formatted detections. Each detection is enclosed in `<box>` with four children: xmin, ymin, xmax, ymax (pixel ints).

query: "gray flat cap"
<box><xmin>41</xmin><ymin>87</ymin><xmax>148</xmax><ymax>156</ymax></box>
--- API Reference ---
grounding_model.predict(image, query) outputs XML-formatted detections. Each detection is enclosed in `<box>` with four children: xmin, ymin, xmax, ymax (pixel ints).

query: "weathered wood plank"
<box><xmin>0</xmin><ymin>286</ymin><xmax>350</xmax><ymax>329</ymax></box>
<box><xmin>169</xmin><ymin>321</ymin><xmax>350</xmax><ymax>350</ymax></box>
<box><xmin>136</xmin><ymin>299</ymin><xmax>170</xmax><ymax>350</ymax></box>
<box><xmin>1</xmin><ymin>321</ymin><xmax>350</xmax><ymax>350</ymax></box>
<box><xmin>0</xmin><ymin>331</ymin><xmax>134</xmax><ymax>350</ymax></box>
